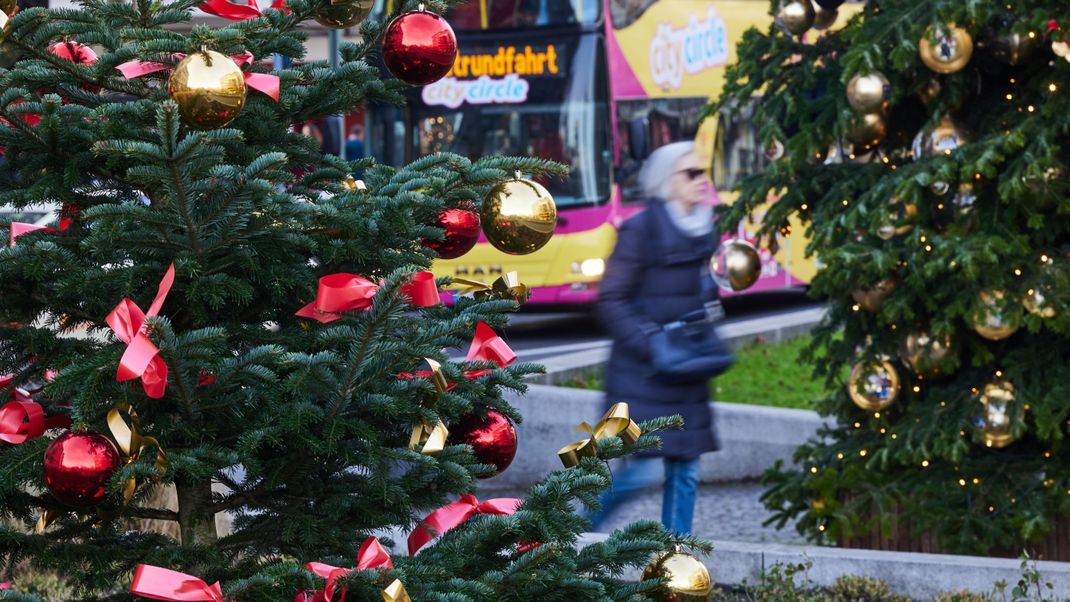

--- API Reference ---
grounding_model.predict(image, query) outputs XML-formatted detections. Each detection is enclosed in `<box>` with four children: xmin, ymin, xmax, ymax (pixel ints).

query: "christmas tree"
<box><xmin>0</xmin><ymin>0</ymin><xmax>707</xmax><ymax>598</ymax></box>
<box><xmin>712</xmin><ymin>0</ymin><xmax>1070</xmax><ymax>556</ymax></box>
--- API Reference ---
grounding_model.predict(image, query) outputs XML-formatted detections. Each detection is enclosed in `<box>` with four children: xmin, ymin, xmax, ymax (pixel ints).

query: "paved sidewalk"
<box><xmin>590</xmin><ymin>480</ymin><xmax>806</xmax><ymax>545</ymax></box>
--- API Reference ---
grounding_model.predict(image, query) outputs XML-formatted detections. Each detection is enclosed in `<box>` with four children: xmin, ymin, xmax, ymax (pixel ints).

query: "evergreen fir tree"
<box><xmin>713</xmin><ymin>0</ymin><xmax>1070</xmax><ymax>556</ymax></box>
<box><xmin>0</xmin><ymin>0</ymin><xmax>705</xmax><ymax>598</ymax></box>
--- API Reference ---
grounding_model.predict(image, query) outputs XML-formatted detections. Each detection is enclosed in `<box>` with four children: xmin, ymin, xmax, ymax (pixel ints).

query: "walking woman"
<box><xmin>590</xmin><ymin>141</ymin><xmax>721</xmax><ymax>535</ymax></box>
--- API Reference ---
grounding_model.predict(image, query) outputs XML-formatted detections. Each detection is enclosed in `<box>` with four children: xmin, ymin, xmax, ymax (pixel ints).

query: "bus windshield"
<box><xmin>390</xmin><ymin>36</ymin><xmax>610</xmax><ymax>208</ymax></box>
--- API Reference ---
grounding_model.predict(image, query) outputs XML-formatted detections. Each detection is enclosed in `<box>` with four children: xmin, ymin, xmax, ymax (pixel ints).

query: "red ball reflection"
<box><xmin>423</xmin><ymin>207</ymin><xmax>480</xmax><ymax>259</ymax></box>
<box><xmin>382</xmin><ymin>10</ymin><xmax>458</xmax><ymax>86</ymax></box>
<box><xmin>43</xmin><ymin>431</ymin><xmax>121</xmax><ymax>507</ymax></box>
<box><xmin>448</xmin><ymin>409</ymin><xmax>517</xmax><ymax>477</ymax></box>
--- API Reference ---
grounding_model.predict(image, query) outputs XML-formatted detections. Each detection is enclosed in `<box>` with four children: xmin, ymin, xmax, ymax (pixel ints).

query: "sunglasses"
<box><xmin>676</xmin><ymin>168</ymin><xmax>706</xmax><ymax>180</ymax></box>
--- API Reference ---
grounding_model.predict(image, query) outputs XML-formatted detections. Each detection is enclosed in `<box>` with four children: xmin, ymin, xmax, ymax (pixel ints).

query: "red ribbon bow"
<box><xmin>0</xmin><ymin>581</ymin><xmax>10</xmax><ymax>589</ymax></box>
<box><xmin>0</xmin><ymin>374</ymin><xmax>71</xmax><ymax>444</ymax></box>
<box><xmin>296</xmin><ymin>272</ymin><xmax>439</xmax><ymax>323</ymax></box>
<box><xmin>463</xmin><ymin>322</ymin><xmax>517</xmax><ymax>378</ymax></box>
<box><xmin>1050</xmin><ymin>19</ymin><xmax>1060</xmax><ymax>32</ymax></box>
<box><xmin>130</xmin><ymin>565</ymin><xmax>225</xmax><ymax>601</ymax></box>
<box><xmin>105</xmin><ymin>264</ymin><xmax>175</xmax><ymax>399</ymax></box>
<box><xmin>304</xmin><ymin>537</ymin><xmax>394</xmax><ymax>602</ymax></box>
<box><xmin>199</xmin><ymin>0</ymin><xmax>288</xmax><ymax>20</ymax></box>
<box><xmin>408</xmin><ymin>494</ymin><xmax>522</xmax><ymax>555</ymax></box>
<box><xmin>116</xmin><ymin>52</ymin><xmax>279</xmax><ymax>102</ymax></box>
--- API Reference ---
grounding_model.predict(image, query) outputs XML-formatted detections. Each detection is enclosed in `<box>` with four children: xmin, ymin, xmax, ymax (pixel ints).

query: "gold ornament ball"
<box><xmin>851</xmin><ymin>278</ymin><xmax>896</xmax><ymax>312</ymax></box>
<box><xmin>969</xmin><ymin>290</ymin><xmax>1020</xmax><ymax>341</ymax></box>
<box><xmin>642</xmin><ymin>552</ymin><xmax>713</xmax><ymax>602</ymax></box>
<box><xmin>846</xmin><ymin>113</ymin><xmax>886</xmax><ymax>151</ymax></box>
<box><xmin>775</xmin><ymin>0</ymin><xmax>814</xmax><ymax>37</ymax></box>
<box><xmin>168</xmin><ymin>50</ymin><xmax>247</xmax><ymax>130</ymax></box>
<box><xmin>1023</xmin><ymin>286</ymin><xmax>1056</xmax><ymax>318</ymax></box>
<box><xmin>846</xmin><ymin>71</ymin><xmax>890</xmax><ymax>113</ymax></box>
<box><xmin>480</xmin><ymin>176</ymin><xmax>558</xmax><ymax>255</ymax></box>
<box><xmin>978</xmin><ymin>381</ymin><xmax>1018</xmax><ymax>449</ymax></box>
<box><xmin>314</xmin><ymin>0</ymin><xmax>373</xmax><ymax>28</ymax></box>
<box><xmin>1054</xmin><ymin>41</ymin><xmax>1070</xmax><ymax>61</ymax></box>
<box><xmin>712</xmin><ymin>239</ymin><xmax>762</xmax><ymax>292</ymax></box>
<box><xmin>918</xmin><ymin>79</ymin><xmax>941</xmax><ymax>106</ymax></box>
<box><xmin>847</xmin><ymin>359</ymin><xmax>900</xmax><ymax>412</ymax></box>
<box><xmin>919</xmin><ymin>24</ymin><xmax>974</xmax><ymax>74</ymax></box>
<box><xmin>812</xmin><ymin>5</ymin><xmax>837</xmax><ymax>31</ymax></box>
<box><xmin>900</xmin><ymin>331</ymin><xmax>952</xmax><ymax>377</ymax></box>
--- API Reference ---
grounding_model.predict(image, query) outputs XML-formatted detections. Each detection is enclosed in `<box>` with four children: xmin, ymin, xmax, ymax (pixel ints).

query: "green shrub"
<box><xmin>934</xmin><ymin>591</ymin><xmax>996</xmax><ymax>602</ymax></box>
<box><xmin>827</xmin><ymin>574</ymin><xmax>909</xmax><ymax>601</ymax></box>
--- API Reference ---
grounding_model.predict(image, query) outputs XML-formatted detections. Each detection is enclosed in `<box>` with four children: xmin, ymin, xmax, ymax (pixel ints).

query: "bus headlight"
<box><xmin>572</xmin><ymin>258</ymin><xmax>605</xmax><ymax>277</ymax></box>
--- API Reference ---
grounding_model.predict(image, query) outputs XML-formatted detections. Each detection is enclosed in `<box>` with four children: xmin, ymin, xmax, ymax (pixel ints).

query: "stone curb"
<box><xmin>576</xmin><ymin>533</ymin><xmax>1070</xmax><ymax>599</ymax></box>
<box><xmin>526</xmin><ymin>306</ymin><xmax>826</xmax><ymax>386</ymax></box>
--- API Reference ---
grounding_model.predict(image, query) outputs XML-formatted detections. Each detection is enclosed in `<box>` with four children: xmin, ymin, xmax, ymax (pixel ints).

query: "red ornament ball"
<box><xmin>448</xmin><ymin>409</ymin><xmax>517</xmax><ymax>477</ymax></box>
<box><xmin>424</xmin><ymin>205</ymin><xmax>481</xmax><ymax>259</ymax></box>
<box><xmin>43</xmin><ymin>431</ymin><xmax>121</xmax><ymax>507</ymax></box>
<box><xmin>382</xmin><ymin>10</ymin><xmax>458</xmax><ymax>86</ymax></box>
<box><xmin>48</xmin><ymin>40</ymin><xmax>98</xmax><ymax>64</ymax></box>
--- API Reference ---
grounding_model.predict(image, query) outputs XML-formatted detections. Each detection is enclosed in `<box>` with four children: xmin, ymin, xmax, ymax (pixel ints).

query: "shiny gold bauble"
<box><xmin>977</xmin><ymin>381</ymin><xmax>1018</xmax><ymax>449</ymax></box>
<box><xmin>986</xmin><ymin>30</ymin><xmax>1038</xmax><ymax>66</ymax></box>
<box><xmin>918</xmin><ymin>79</ymin><xmax>941</xmax><ymax>106</ymax></box>
<box><xmin>774</xmin><ymin>0</ymin><xmax>814</xmax><ymax>36</ymax></box>
<box><xmin>314</xmin><ymin>0</ymin><xmax>373</xmax><ymax>28</ymax></box>
<box><xmin>765</xmin><ymin>139</ymin><xmax>786</xmax><ymax>162</ymax></box>
<box><xmin>913</xmin><ymin>114</ymin><xmax>972</xmax><ymax>159</ymax></box>
<box><xmin>480</xmin><ymin>176</ymin><xmax>557</xmax><ymax>255</ymax></box>
<box><xmin>846</xmin><ymin>113</ymin><xmax>886</xmax><ymax>151</ymax></box>
<box><xmin>812</xmin><ymin>5</ymin><xmax>837</xmax><ymax>31</ymax></box>
<box><xmin>847</xmin><ymin>359</ymin><xmax>900</xmax><ymax>412</ymax></box>
<box><xmin>876</xmin><ymin>199</ymin><xmax>917</xmax><ymax>240</ymax></box>
<box><xmin>846</xmin><ymin>71</ymin><xmax>890</xmax><ymax>113</ymax></box>
<box><xmin>642</xmin><ymin>552</ymin><xmax>713</xmax><ymax>602</ymax></box>
<box><xmin>168</xmin><ymin>50</ymin><xmax>247</xmax><ymax>130</ymax></box>
<box><xmin>851</xmin><ymin>278</ymin><xmax>896</xmax><ymax>312</ymax></box>
<box><xmin>969</xmin><ymin>290</ymin><xmax>1020</xmax><ymax>341</ymax></box>
<box><xmin>1023</xmin><ymin>286</ymin><xmax>1056</xmax><ymax>318</ymax></box>
<box><xmin>712</xmin><ymin>239</ymin><xmax>762</xmax><ymax>292</ymax></box>
<box><xmin>900</xmin><ymin>331</ymin><xmax>952</xmax><ymax>377</ymax></box>
<box><xmin>919</xmin><ymin>24</ymin><xmax>974</xmax><ymax>74</ymax></box>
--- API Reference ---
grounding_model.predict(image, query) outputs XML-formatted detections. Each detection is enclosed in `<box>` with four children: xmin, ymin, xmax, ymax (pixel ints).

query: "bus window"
<box><xmin>373</xmin><ymin>0</ymin><xmax>599</xmax><ymax>30</ymax></box>
<box><xmin>711</xmin><ymin>101</ymin><xmax>767</xmax><ymax>191</ymax></box>
<box><xmin>615</xmin><ymin>97</ymin><xmax>707</xmax><ymax>204</ymax></box>
<box><xmin>608</xmin><ymin>0</ymin><xmax>656</xmax><ymax>29</ymax></box>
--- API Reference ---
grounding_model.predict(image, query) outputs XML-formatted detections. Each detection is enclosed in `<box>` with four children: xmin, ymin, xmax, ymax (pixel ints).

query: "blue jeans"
<box><xmin>587</xmin><ymin>456</ymin><xmax>701</xmax><ymax>535</ymax></box>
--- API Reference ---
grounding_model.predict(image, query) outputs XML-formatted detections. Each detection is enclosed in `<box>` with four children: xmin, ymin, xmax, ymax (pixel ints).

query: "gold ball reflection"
<box><xmin>642</xmin><ymin>552</ymin><xmax>713</xmax><ymax>602</ymax></box>
<box><xmin>168</xmin><ymin>50</ymin><xmax>247</xmax><ymax>130</ymax></box>
<box><xmin>480</xmin><ymin>177</ymin><xmax>558</xmax><ymax>255</ymax></box>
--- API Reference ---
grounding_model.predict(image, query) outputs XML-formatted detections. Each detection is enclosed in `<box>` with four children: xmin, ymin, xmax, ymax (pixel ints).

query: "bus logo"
<box><xmin>422</xmin><ymin>45</ymin><xmax>559</xmax><ymax>108</ymax></box>
<box><xmin>649</xmin><ymin>7</ymin><xmax>728</xmax><ymax>91</ymax></box>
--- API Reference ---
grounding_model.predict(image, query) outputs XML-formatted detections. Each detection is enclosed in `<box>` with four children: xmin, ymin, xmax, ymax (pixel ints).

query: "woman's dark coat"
<box><xmin>597</xmin><ymin>199</ymin><xmax>720</xmax><ymax>459</ymax></box>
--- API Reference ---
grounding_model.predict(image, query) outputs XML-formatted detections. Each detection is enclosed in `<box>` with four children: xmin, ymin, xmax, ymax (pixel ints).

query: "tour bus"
<box><xmin>367</xmin><ymin>0</ymin><xmax>823</xmax><ymax>306</ymax></box>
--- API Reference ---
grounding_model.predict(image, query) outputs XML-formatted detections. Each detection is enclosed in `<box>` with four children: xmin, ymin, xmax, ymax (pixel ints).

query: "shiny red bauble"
<box><xmin>48</xmin><ymin>40</ymin><xmax>98</xmax><ymax>64</ymax></box>
<box><xmin>382</xmin><ymin>10</ymin><xmax>458</xmax><ymax>86</ymax></box>
<box><xmin>448</xmin><ymin>409</ymin><xmax>517</xmax><ymax>477</ymax></box>
<box><xmin>423</xmin><ymin>205</ymin><xmax>480</xmax><ymax>259</ymax></box>
<box><xmin>42</xmin><ymin>431</ymin><xmax>121</xmax><ymax>507</ymax></box>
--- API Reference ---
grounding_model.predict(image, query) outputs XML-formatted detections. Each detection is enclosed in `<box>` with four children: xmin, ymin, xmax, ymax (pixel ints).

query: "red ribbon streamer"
<box><xmin>199</xmin><ymin>0</ymin><xmax>262</xmax><ymax>20</ymax></box>
<box><xmin>0</xmin><ymin>581</ymin><xmax>9</xmax><ymax>590</ymax></box>
<box><xmin>408</xmin><ymin>493</ymin><xmax>522</xmax><ymax>555</ymax></box>
<box><xmin>105</xmin><ymin>264</ymin><xmax>175</xmax><ymax>399</ymax></box>
<box><xmin>9</xmin><ymin>204</ymin><xmax>74</xmax><ymax>246</ymax></box>
<box><xmin>296</xmin><ymin>272</ymin><xmax>439</xmax><ymax>324</ymax></box>
<box><xmin>463</xmin><ymin>322</ymin><xmax>517</xmax><ymax>378</ymax></box>
<box><xmin>130</xmin><ymin>565</ymin><xmax>225</xmax><ymax>601</ymax></box>
<box><xmin>305</xmin><ymin>537</ymin><xmax>394</xmax><ymax>601</ymax></box>
<box><xmin>116</xmin><ymin>53</ymin><xmax>280</xmax><ymax>101</ymax></box>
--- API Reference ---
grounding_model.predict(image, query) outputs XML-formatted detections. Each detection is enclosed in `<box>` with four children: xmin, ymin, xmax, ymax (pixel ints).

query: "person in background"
<box><xmin>590</xmin><ymin>141</ymin><xmax>720</xmax><ymax>535</ymax></box>
<box><xmin>345</xmin><ymin>124</ymin><xmax>365</xmax><ymax>161</ymax></box>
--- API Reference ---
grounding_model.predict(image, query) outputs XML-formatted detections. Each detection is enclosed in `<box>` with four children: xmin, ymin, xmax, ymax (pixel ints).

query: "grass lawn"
<box><xmin>560</xmin><ymin>334</ymin><xmax>830</xmax><ymax>410</ymax></box>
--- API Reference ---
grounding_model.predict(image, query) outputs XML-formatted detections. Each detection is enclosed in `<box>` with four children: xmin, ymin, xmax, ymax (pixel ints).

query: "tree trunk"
<box><xmin>176</xmin><ymin>480</ymin><xmax>217</xmax><ymax>545</ymax></box>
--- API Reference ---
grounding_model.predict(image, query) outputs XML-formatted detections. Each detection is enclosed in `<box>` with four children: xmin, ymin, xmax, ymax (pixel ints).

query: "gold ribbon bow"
<box><xmin>107</xmin><ymin>401</ymin><xmax>168</xmax><ymax>502</ymax></box>
<box><xmin>453</xmin><ymin>272</ymin><xmax>530</xmax><ymax>305</ymax></box>
<box><xmin>557</xmin><ymin>403</ymin><xmax>641</xmax><ymax>468</ymax></box>
<box><xmin>408</xmin><ymin>359</ymin><xmax>449</xmax><ymax>456</ymax></box>
<box><xmin>382</xmin><ymin>579</ymin><xmax>410</xmax><ymax>602</ymax></box>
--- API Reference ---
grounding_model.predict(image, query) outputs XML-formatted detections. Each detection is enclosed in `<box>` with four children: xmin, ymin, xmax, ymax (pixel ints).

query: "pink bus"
<box><xmin>366</xmin><ymin>0</ymin><xmax>819</xmax><ymax>306</ymax></box>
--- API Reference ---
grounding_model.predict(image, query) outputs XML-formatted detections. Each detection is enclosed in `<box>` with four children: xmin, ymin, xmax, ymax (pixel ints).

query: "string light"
<box><xmin>913</xmin><ymin>385</ymin><xmax>921</xmax><ymax>393</ymax></box>
<box><xmin>837</xmin><ymin>452</ymin><xmax>844</xmax><ymax>460</ymax></box>
<box><xmin>1014</xmin><ymin>268</ymin><xmax>1022</xmax><ymax>276</ymax></box>
<box><xmin>939</xmin><ymin>401</ymin><xmax>946</xmax><ymax>407</ymax></box>
<box><xmin>1044</xmin><ymin>451</ymin><xmax>1052</xmax><ymax>459</ymax></box>
<box><xmin>800</xmin><ymin>203</ymin><xmax>808</xmax><ymax>211</ymax></box>
<box><xmin>842</xmin><ymin>199</ymin><xmax>849</xmax><ymax>206</ymax></box>
<box><xmin>891</xmin><ymin>433</ymin><xmax>897</xmax><ymax>439</ymax></box>
<box><xmin>1041</xmin><ymin>254</ymin><xmax>1049</xmax><ymax>263</ymax></box>
<box><xmin>859</xmin><ymin>449</ymin><xmax>868</xmax><ymax>457</ymax></box>
<box><xmin>972</xmin><ymin>477</ymin><xmax>980</xmax><ymax>485</ymax></box>
<box><xmin>852</xmin><ymin>304</ymin><xmax>861</xmax><ymax>312</ymax></box>
<box><xmin>959</xmin><ymin>478</ymin><xmax>967</xmax><ymax>486</ymax></box>
<box><xmin>818</xmin><ymin>524</ymin><xmax>826</xmax><ymax>532</ymax></box>
<box><xmin>874</xmin><ymin>412</ymin><xmax>881</xmax><ymax>418</ymax></box>
<box><xmin>1049</xmin><ymin>83</ymin><xmax>1058</xmax><ymax>93</ymax></box>
<box><xmin>922</xmin><ymin>460</ymin><xmax>929</xmax><ymax>467</ymax></box>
